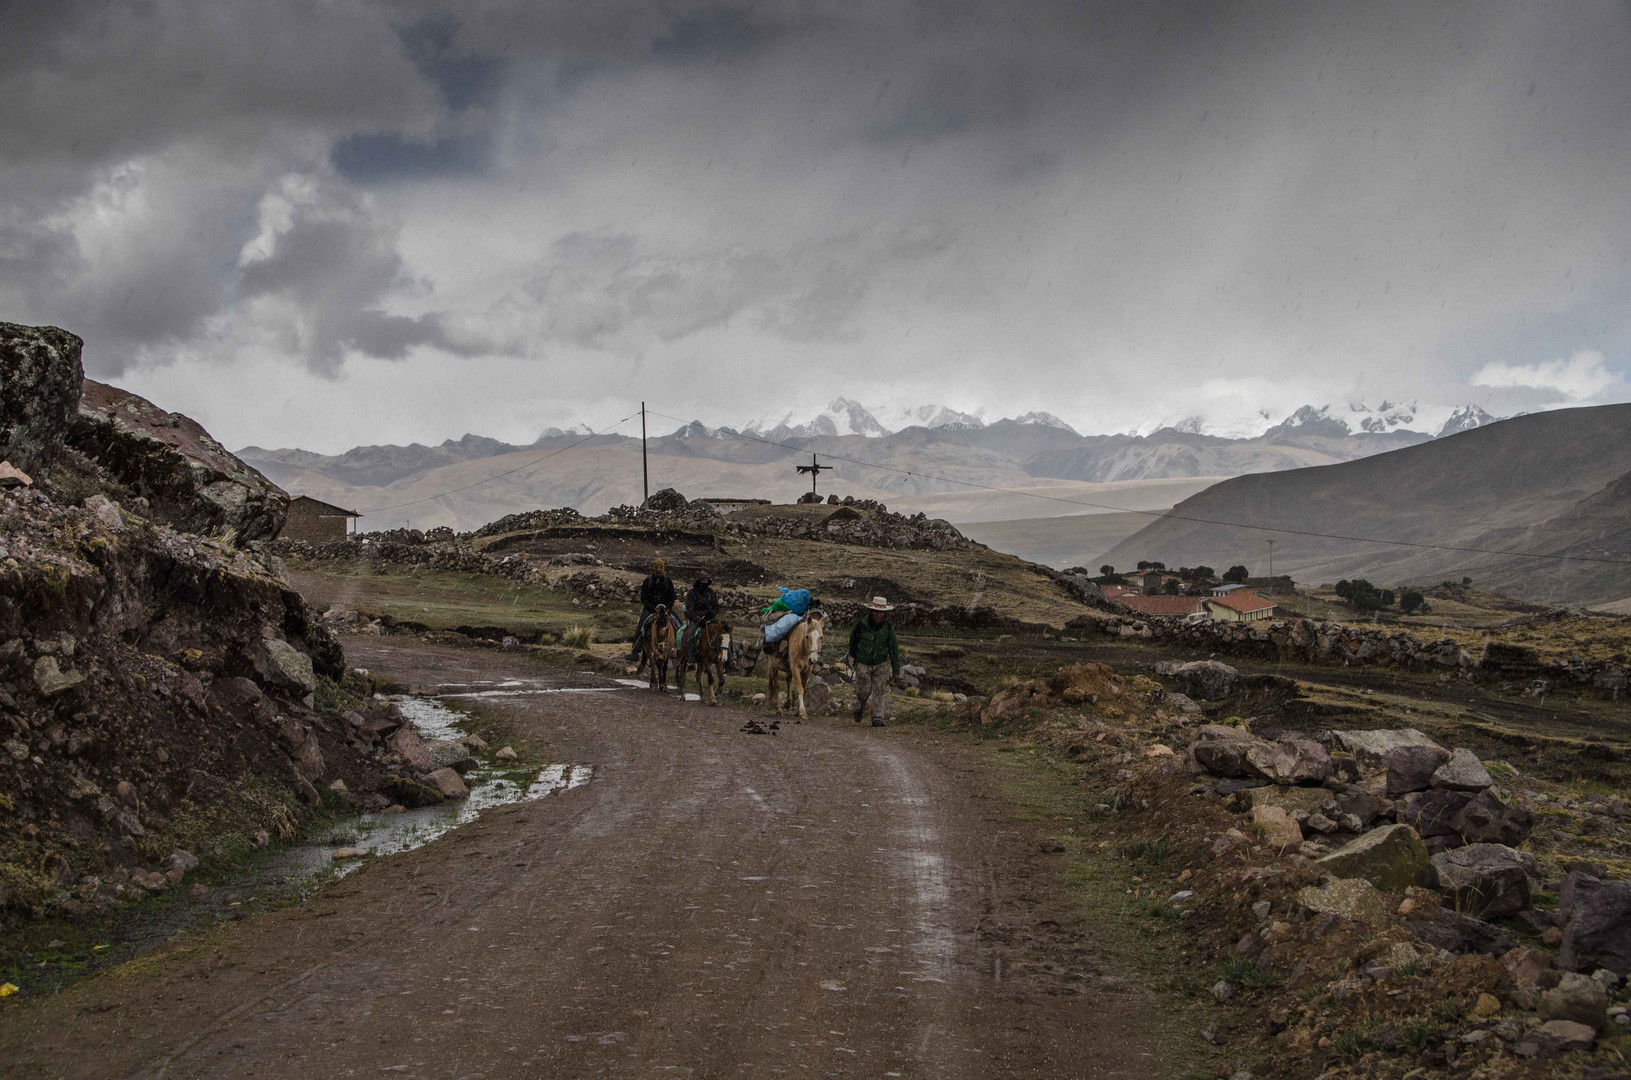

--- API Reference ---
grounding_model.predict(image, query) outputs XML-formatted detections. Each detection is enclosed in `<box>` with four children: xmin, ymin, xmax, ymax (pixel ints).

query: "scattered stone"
<box><xmin>165</xmin><ymin>849</ymin><xmax>199</xmax><ymax>875</ymax></box>
<box><xmin>1385</xmin><ymin>744</ymin><xmax>1453</xmax><ymax>796</ymax></box>
<box><xmin>250</xmin><ymin>638</ymin><xmax>317</xmax><ymax>695</ymax></box>
<box><xmin>1471</xmin><ymin>992</ymin><xmax>1502</xmax><ymax>1018</ymax></box>
<box><xmin>1538</xmin><ymin>972</ymin><xmax>1609</xmax><ymax>1030</ymax></box>
<box><xmin>459</xmin><ymin>733</ymin><xmax>489</xmax><ymax>752</ymax></box>
<box><xmin>1429</xmin><ymin>844</ymin><xmax>1532</xmax><ymax>917</ymax></box>
<box><xmin>494</xmin><ymin>746</ymin><xmax>518</xmax><ymax>763</ymax></box>
<box><xmin>1160</xmin><ymin>660</ymin><xmax>1238</xmax><ymax>701</ymax></box>
<box><xmin>1331</xmin><ymin>729</ymin><xmax>1445</xmax><ymax>770</ymax></box>
<box><xmin>1558</xmin><ymin>873</ymin><xmax>1631</xmax><ymax>976</ymax></box>
<box><xmin>1315</xmin><ymin>824</ymin><xmax>1430</xmax><ymax>892</ymax></box>
<box><xmin>1251</xmin><ymin>804</ymin><xmax>1304</xmax><ymax>848</ymax></box>
<box><xmin>1520</xmin><ymin>1019</ymin><xmax>1596</xmax><ymax>1057</ymax></box>
<box><xmin>1399</xmin><ymin>789</ymin><xmax>1473</xmax><ymax>840</ymax></box>
<box><xmin>331</xmin><ymin>848</ymin><xmax>369</xmax><ymax>860</ymax></box>
<box><xmin>423</xmin><ymin>767</ymin><xmax>470</xmax><ymax>800</ymax></box>
<box><xmin>1297</xmin><ymin>878</ymin><xmax>1389</xmax><ymax>923</ymax></box>
<box><xmin>385</xmin><ymin>727</ymin><xmax>435</xmax><ymax>771</ymax></box>
<box><xmin>1431</xmin><ymin>748</ymin><xmax>1493</xmax><ymax>792</ymax></box>
<box><xmin>1407</xmin><ymin>909</ymin><xmax>1517</xmax><ymax>955</ymax></box>
<box><xmin>1039</xmin><ymin>836</ymin><xmax>1066</xmax><ymax>853</ymax></box>
<box><xmin>1211</xmin><ymin>979</ymin><xmax>1236</xmax><ymax>1002</ymax></box>
<box><xmin>1251</xmin><ymin>901</ymin><xmax>1271</xmax><ymax>920</ymax></box>
<box><xmin>1453</xmin><ymin>789</ymin><xmax>1534</xmax><ymax>846</ymax></box>
<box><xmin>32</xmin><ymin>655</ymin><xmax>85</xmax><ymax>696</ymax></box>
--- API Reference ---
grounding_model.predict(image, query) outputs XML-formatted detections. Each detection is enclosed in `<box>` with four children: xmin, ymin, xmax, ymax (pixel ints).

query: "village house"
<box><xmin>1204</xmin><ymin>590</ymin><xmax>1278</xmax><ymax>622</ymax></box>
<box><xmin>279</xmin><ymin>495</ymin><xmax>360</xmax><ymax>542</ymax></box>
<box><xmin>1135</xmin><ymin>568</ymin><xmax>1178</xmax><ymax>595</ymax></box>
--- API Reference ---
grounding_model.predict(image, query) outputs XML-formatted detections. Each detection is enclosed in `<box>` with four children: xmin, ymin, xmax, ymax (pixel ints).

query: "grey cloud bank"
<box><xmin>2</xmin><ymin>0</ymin><xmax>1630</xmax><ymax>453</ymax></box>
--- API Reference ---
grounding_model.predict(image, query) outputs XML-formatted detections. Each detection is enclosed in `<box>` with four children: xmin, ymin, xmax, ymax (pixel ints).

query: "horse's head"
<box><xmin>803</xmin><ymin>611</ymin><xmax>825</xmax><ymax>658</ymax></box>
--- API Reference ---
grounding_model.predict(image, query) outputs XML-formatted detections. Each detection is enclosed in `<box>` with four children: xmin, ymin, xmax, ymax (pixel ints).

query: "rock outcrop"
<box><xmin>66</xmin><ymin>379</ymin><xmax>288</xmax><ymax>542</ymax></box>
<box><xmin>0</xmin><ymin>322</ymin><xmax>83</xmax><ymax>472</ymax></box>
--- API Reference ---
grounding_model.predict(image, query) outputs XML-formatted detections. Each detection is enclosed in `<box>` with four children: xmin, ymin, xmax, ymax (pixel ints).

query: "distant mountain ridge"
<box><xmin>238</xmin><ymin>395</ymin><xmax>1516</xmax><ymax>533</ymax></box>
<box><xmin>1099</xmin><ymin>403</ymin><xmax>1631</xmax><ymax>606</ymax></box>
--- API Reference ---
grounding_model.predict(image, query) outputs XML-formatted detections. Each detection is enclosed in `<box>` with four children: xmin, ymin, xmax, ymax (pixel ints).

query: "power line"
<box><xmin>356</xmin><ymin>412</ymin><xmax>640</xmax><ymax>517</ymax></box>
<box><xmin>646</xmin><ymin>409</ymin><xmax>1631</xmax><ymax>568</ymax></box>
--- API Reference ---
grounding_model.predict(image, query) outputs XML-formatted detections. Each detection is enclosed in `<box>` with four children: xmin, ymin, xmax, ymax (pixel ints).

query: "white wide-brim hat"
<box><xmin>865</xmin><ymin>596</ymin><xmax>894</xmax><ymax>611</ymax></box>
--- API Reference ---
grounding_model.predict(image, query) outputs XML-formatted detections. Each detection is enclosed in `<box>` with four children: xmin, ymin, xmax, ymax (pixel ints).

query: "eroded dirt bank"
<box><xmin>0</xmin><ymin>636</ymin><xmax>1173</xmax><ymax>1079</ymax></box>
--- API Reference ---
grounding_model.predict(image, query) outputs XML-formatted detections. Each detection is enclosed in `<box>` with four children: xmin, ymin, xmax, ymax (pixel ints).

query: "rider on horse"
<box><xmin>680</xmin><ymin>572</ymin><xmax>719</xmax><ymax>660</ymax></box>
<box><xmin>629</xmin><ymin>558</ymin><xmax>680</xmax><ymax>661</ymax></box>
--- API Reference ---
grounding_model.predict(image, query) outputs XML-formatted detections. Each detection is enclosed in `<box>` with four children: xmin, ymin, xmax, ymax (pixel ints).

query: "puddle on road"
<box><xmin>614</xmin><ymin>678</ymin><xmax>700</xmax><ymax>702</ymax></box>
<box><xmin>264</xmin><ymin>696</ymin><xmax>592</xmax><ymax>884</ymax></box>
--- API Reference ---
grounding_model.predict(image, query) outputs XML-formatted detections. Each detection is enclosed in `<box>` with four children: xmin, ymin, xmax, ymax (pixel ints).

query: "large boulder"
<box><xmin>1385</xmin><ymin>744</ymin><xmax>1452</xmax><ymax>796</ymax></box>
<box><xmin>1431</xmin><ymin>748</ymin><xmax>1493</xmax><ymax>792</ymax></box>
<box><xmin>641</xmin><ymin>487</ymin><xmax>689</xmax><ymax>513</ymax></box>
<box><xmin>67</xmin><ymin>379</ymin><xmax>288</xmax><ymax>542</ymax></box>
<box><xmin>1160</xmin><ymin>660</ymin><xmax>1238</xmax><ymax>701</ymax></box>
<box><xmin>1558</xmin><ymin>873</ymin><xmax>1631</xmax><ymax>976</ymax></box>
<box><xmin>385</xmin><ymin>727</ymin><xmax>434</xmax><ymax>771</ymax></box>
<box><xmin>0</xmin><ymin>322</ymin><xmax>83</xmax><ymax>471</ymax></box>
<box><xmin>1191</xmin><ymin>728</ymin><xmax>1330</xmax><ymax>785</ymax></box>
<box><xmin>1331</xmin><ymin>729</ymin><xmax>1445</xmax><ymax>771</ymax></box>
<box><xmin>1428</xmin><ymin>844</ymin><xmax>1532</xmax><ymax>917</ymax></box>
<box><xmin>1453</xmin><ymin>790</ymin><xmax>1534</xmax><ymax>846</ymax></box>
<box><xmin>1315</xmin><ymin>824</ymin><xmax>1430</xmax><ymax>892</ymax></box>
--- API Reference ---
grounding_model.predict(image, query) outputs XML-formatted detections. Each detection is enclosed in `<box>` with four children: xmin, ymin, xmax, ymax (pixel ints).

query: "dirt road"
<box><xmin>1</xmin><ymin>638</ymin><xmax>1170</xmax><ymax>1079</ymax></box>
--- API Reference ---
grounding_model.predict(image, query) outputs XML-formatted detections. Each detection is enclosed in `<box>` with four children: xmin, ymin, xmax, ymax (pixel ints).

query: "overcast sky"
<box><xmin>5</xmin><ymin>0</ymin><xmax>1630</xmax><ymax>452</ymax></box>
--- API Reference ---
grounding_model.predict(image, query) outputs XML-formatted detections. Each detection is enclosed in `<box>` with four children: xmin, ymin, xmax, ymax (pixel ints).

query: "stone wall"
<box><xmin>1077</xmin><ymin>610</ymin><xmax>1626</xmax><ymax>694</ymax></box>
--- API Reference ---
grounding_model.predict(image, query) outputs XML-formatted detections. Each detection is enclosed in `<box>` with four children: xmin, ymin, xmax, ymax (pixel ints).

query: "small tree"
<box><xmin>1100</xmin><ymin>565</ymin><xmax>1114</xmax><ymax>577</ymax></box>
<box><xmin>1162</xmin><ymin>579</ymin><xmax>1182</xmax><ymax>595</ymax></box>
<box><xmin>1137</xmin><ymin>560</ymin><xmax>1152</xmax><ymax>571</ymax></box>
<box><xmin>1399</xmin><ymin>590</ymin><xmax>1427</xmax><ymax>614</ymax></box>
<box><xmin>1151</xmin><ymin>561</ymin><xmax>1166</xmax><ymax>571</ymax></box>
<box><xmin>1223</xmin><ymin>565</ymin><xmax>1250</xmax><ymax>583</ymax></box>
<box><xmin>1335</xmin><ymin>578</ymin><xmax>1391</xmax><ymax>612</ymax></box>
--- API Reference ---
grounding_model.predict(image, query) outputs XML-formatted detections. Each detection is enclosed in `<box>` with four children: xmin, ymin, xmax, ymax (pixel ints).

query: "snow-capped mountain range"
<box><xmin>734</xmin><ymin>398</ymin><xmax>1496</xmax><ymax>442</ymax></box>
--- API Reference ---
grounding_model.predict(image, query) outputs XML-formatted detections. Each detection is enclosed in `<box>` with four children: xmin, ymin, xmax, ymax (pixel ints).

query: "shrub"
<box><xmin>560</xmin><ymin>624</ymin><xmax>595</xmax><ymax>649</ymax></box>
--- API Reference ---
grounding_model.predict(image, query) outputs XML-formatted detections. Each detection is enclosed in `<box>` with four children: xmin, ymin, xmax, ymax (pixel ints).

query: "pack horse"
<box><xmin>766</xmin><ymin>609</ymin><xmax>826</xmax><ymax>721</ymax></box>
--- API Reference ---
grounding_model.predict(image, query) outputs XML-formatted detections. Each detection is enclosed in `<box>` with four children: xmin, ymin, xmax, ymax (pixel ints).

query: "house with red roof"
<box><xmin>1204</xmin><ymin>590</ymin><xmax>1278</xmax><ymax>623</ymax></box>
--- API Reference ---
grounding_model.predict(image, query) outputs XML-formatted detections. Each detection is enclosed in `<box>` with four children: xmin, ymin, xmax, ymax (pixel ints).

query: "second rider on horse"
<box><xmin>680</xmin><ymin>572</ymin><xmax>719</xmax><ymax>659</ymax></box>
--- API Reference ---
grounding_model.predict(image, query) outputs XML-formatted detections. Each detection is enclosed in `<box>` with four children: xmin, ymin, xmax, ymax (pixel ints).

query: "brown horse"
<box><xmin>638</xmin><ymin>604</ymin><xmax>675</xmax><ymax>691</ymax></box>
<box><xmin>766</xmin><ymin>610</ymin><xmax>825</xmax><ymax>721</ymax></box>
<box><xmin>676</xmin><ymin>620</ymin><xmax>730</xmax><ymax>706</ymax></box>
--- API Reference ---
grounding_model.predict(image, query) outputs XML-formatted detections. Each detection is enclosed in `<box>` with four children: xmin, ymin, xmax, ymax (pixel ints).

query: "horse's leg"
<box><xmin>769</xmin><ymin>663</ymin><xmax>782</xmax><ymax>713</ymax></box>
<box><xmin>791</xmin><ymin>660</ymin><xmax>807</xmax><ymax>721</ymax></box>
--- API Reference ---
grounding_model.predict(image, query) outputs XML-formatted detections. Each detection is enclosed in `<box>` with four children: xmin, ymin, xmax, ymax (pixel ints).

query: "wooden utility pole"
<box><xmin>1266</xmin><ymin>539</ymin><xmax>1276</xmax><ymax>581</ymax></box>
<box><xmin>641</xmin><ymin>402</ymin><xmax>649</xmax><ymax>503</ymax></box>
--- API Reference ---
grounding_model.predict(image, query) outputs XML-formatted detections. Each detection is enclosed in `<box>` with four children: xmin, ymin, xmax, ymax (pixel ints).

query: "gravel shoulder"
<box><xmin>0</xmin><ymin>637</ymin><xmax>1174</xmax><ymax>1079</ymax></box>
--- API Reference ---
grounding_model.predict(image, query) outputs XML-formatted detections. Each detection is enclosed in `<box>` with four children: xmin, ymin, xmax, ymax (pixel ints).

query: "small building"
<box><xmin>280</xmin><ymin>495</ymin><xmax>360</xmax><ymax>542</ymax></box>
<box><xmin>1121</xmin><ymin>594</ymin><xmax>1206</xmax><ymax>618</ymax></box>
<box><xmin>1135</xmin><ymin>568</ymin><xmax>1176</xmax><ymax>595</ymax></box>
<box><xmin>1209</xmin><ymin>583</ymin><xmax>1249</xmax><ymax>597</ymax></box>
<box><xmin>1205</xmin><ymin>591</ymin><xmax>1278</xmax><ymax>623</ymax></box>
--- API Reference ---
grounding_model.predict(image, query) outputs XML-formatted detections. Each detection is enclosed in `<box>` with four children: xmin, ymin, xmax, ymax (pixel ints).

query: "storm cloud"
<box><xmin>4</xmin><ymin>1</ymin><xmax>1631</xmax><ymax>450</ymax></box>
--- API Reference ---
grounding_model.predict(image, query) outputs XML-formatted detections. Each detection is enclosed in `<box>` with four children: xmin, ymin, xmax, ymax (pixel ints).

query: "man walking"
<box><xmin>630</xmin><ymin>558</ymin><xmax>679</xmax><ymax>661</ymax></box>
<box><xmin>846</xmin><ymin>596</ymin><xmax>900</xmax><ymax>727</ymax></box>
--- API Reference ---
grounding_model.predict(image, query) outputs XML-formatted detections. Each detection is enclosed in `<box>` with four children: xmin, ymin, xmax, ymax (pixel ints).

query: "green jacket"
<box><xmin>848</xmin><ymin>618</ymin><xmax>900</xmax><ymax>675</ymax></box>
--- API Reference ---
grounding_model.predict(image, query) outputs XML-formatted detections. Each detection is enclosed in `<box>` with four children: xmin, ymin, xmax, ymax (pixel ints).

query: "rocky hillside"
<box><xmin>1100</xmin><ymin>404</ymin><xmax>1631</xmax><ymax>607</ymax></box>
<box><xmin>0</xmin><ymin>322</ymin><xmax>463</xmax><ymax>927</ymax></box>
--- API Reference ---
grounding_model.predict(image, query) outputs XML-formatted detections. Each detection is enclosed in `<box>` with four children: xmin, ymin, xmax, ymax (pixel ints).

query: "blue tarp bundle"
<box><xmin>762</xmin><ymin>611</ymin><xmax>804</xmax><ymax>644</ymax></box>
<box><xmin>777</xmin><ymin>587</ymin><xmax>812</xmax><ymax>615</ymax></box>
